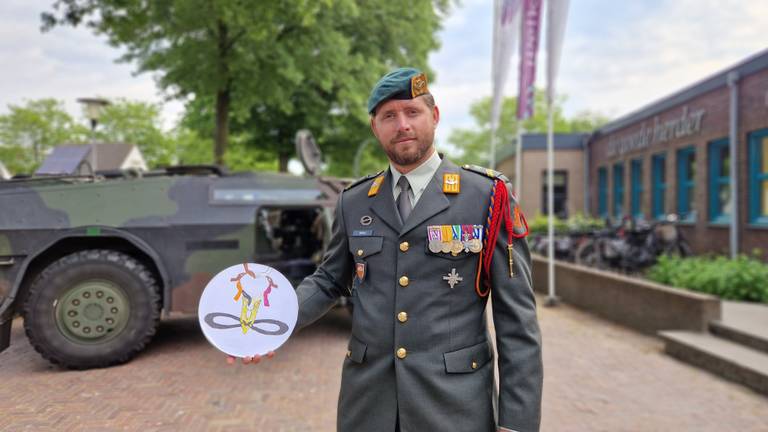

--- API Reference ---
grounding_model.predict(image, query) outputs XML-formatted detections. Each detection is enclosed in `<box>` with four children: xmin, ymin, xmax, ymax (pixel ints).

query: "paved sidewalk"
<box><xmin>535</xmin><ymin>297</ymin><xmax>768</xmax><ymax>432</ymax></box>
<box><xmin>0</xmin><ymin>296</ymin><xmax>766</xmax><ymax>431</ymax></box>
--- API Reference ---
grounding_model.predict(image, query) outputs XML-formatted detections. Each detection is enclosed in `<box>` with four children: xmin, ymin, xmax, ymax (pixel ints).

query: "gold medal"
<box><xmin>450</xmin><ymin>240</ymin><xmax>464</xmax><ymax>256</ymax></box>
<box><xmin>440</xmin><ymin>241</ymin><xmax>452</xmax><ymax>254</ymax></box>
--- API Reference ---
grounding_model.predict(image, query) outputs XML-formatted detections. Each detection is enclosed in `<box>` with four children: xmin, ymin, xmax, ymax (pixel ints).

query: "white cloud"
<box><xmin>557</xmin><ymin>0</ymin><xmax>768</xmax><ymax>119</ymax></box>
<box><xmin>1</xmin><ymin>0</ymin><xmax>766</xmax><ymax>148</ymax></box>
<box><xmin>0</xmin><ymin>0</ymin><xmax>184</xmax><ymax>130</ymax></box>
<box><xmin>430</xmin><ymin>0</ymin><xmax>768</xmax><ymax>150</ymax></box>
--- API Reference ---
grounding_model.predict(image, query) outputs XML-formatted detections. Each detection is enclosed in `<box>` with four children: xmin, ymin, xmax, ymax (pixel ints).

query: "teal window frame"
<box><xmin>630</xmin><ymin>158</ymin><xmax>643</xmax><ymax>219</ymax></box>
<box><xmin>597</xmin><ymin>167</ymin><xmax>608</xmax><ymax>218</ymax></box>
<box><xmin>613</xmin><ymin>162</ymin><xmax>625</xmax><ymax>220</ymax></box>
<box><xmin>708</xmin><ymin>138</ymin><xmax>731</xmax><ymax>223</ymax></box>
<box><xmin>651</xmin><ymin>153</ymin><xmax>666</xmax><ymax>219</ymax></box>
<box><xmin>676</xmin><ymin>146</ymin><xmax>696</xmax><ymax>222</ymax></box>
<box><xmin>748</xmin><ymin>129</ymin><xmax>768</xmax><ymax>225</ymax></box>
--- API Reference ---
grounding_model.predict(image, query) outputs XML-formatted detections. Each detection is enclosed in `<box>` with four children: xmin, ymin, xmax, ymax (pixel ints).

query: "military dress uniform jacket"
<box><xmin>295</xmin><ymin>157</ymin><xmax>542</xmax><ymax>432</ymax></box>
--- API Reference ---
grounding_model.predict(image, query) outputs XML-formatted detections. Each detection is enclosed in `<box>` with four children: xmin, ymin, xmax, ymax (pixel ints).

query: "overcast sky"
<box><xmin>1</xmin><ymin>0</ymin><xmax>767</xmax><ymax>152</ymax></box>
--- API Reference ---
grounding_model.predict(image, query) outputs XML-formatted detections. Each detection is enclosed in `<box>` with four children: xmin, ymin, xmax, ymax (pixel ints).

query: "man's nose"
<box><xmin>396</xmin><ymin>113</ymin><xmax>411</xmax><ymax>131</ymax></box>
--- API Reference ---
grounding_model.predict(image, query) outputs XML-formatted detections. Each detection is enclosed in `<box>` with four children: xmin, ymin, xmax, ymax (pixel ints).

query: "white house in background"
<box><xmin>36</xmin><ymin>143</ymin><xmax>148</xmax><ymax>176</ymax></box>
<box><xmin>0</xmin><ymin>161</ymin><xmax>10</xmax><ymax>179</ymax></box>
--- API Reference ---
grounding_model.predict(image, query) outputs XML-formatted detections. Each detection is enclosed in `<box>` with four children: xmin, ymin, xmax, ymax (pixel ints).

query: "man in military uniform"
<box><xmin>239</xmin><ymin>68</ymin><xmax>542</xmax><ymax>432</ymax></box>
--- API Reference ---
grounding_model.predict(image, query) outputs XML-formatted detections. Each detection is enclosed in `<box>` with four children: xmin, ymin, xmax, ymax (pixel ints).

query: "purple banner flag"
<box><xmin>516</xmin><ymin>0</ymin><xmax>543</xmax><ymax>120</ymax></box>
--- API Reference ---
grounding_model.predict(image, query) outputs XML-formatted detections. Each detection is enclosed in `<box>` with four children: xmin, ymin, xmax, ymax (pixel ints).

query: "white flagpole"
<box><xmin>515</xmin><ymin>123</ymin><xmax>524</xmax><ymax>200</ymax></box>
<box><xmin>544</xmin><ymin>0</ymin><xmax>570</xmax><ymax>306</ymax></box>
<box><xmin>546</xmin><ymin>96</ymin><xmax>556</xmax><ymax>306</ymax></box>
<box><xmin>490</xmin><ymin>0</ymin><xmax>500</xmax><ymax>169</ymax></box>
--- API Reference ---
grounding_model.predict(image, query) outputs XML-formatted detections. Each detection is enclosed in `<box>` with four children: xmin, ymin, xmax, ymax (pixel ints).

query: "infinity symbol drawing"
<box><xmin>203</xmin><ymin>312</ymin><xmax>289</xmax><ymax>335</ymax></box>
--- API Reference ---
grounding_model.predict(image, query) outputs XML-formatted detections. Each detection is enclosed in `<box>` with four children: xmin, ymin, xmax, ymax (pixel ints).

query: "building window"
<box><xmin>598</xmin><ymin>167</ymin><xmax>607</xmax><ymax>218</ymax></box>
<box><xmin>651</xmin><ymin>153</ymin><xmax>666</xmax><ymax>219</ymax></box>
<box><xmin>630</xmin><ymin>158</ymin><xmax>643</xmax><ymax>219</ymax></box>
<box><xmin>613</xmin><ymin>163</ymin><xmax>625</xmax><ymax>220</ymax></box>
<box><xmin>749</xmin><ymin>129</ymin><xmax>768</xmax><ymax>225</ymax></box>
<box><xmin>677</xmin><ymin>146</ymin><xmax>696</xmax><ymax>222</ymax></box>
<box><xmin>708</xmin><ymin>138</ymin><xmax>731</xmax><ymax>223</ymax></box>
<box><xmin>541</xmin><ymin>170</ymin><xmax>568</xmax><ymax>218</ymax></box>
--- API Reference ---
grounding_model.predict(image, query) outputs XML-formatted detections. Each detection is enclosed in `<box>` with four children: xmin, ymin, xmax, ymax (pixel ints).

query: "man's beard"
<box><xmin>382</xmin><ymin>132</ymin><xmax>433</xmax><ymax>166</ymax></box>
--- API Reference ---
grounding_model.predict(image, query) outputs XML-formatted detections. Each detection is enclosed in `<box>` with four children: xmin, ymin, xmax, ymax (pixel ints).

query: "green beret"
<box><xmin>367</xmin><ymin>67</ymin><xmax>430</xmax><ymax>114</ymax></box>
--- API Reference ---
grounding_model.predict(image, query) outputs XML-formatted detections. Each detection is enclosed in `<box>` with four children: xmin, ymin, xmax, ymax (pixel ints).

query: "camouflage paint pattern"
<box><xmin>0</xmin><ymin>171</ymin><xmax>340</xmax><ymax>340</ymax></box>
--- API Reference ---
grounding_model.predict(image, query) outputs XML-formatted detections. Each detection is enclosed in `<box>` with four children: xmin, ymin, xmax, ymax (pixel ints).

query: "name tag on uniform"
<box><xmin>352</xmin><ymin>230</ymin><xmax>374</xmax><ymax>237</ymax></box>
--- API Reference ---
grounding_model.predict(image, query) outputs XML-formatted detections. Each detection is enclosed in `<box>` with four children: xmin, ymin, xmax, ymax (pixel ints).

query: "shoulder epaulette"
<box><xmin>344</xmin><ymin>170</ymin><xmax>385</xmax><ymax>191</ymax></box>
<box><xmin>461</xmin><ymin>164</ymin><xmax>510</xmax><ymax>183</ymax></box>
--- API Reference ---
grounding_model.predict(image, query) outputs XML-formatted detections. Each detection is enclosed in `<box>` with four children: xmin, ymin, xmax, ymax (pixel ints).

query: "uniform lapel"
<box><xmin>370</xmin><ymin>170</ymin><xmax>403</xmax><ymax>232</ymax></box>
<box><xmin>399</xmin><ymin>158</ymin><xmax>453</xmax><ymax>237</ymax></box>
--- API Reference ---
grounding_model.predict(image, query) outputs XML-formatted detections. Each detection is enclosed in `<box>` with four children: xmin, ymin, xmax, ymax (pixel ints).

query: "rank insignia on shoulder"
<box><xmin>442</xmin><ymin>173</ymin><xmax>460</xmax><ymax>194</ymax></box>
<box><xmin>368</xmin><ymin>174</ymin><xmax>385</xmax><ymax>197</ymax></box>
<box><xmin>345</xmin><ymin>170</ymin><xmax>384</xmax><ymax>191</ymax></box>
<box><xmin>461</xmin><ymin>164</ymin><xmax>510</xmax><ymax>183</ymax></box>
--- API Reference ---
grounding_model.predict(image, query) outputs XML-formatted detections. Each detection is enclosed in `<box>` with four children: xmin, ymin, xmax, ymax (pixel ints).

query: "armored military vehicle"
<box><xmin>0</xmin><ymin>131</ymin><xmax>346</xmax><ymax>369</ymax></box>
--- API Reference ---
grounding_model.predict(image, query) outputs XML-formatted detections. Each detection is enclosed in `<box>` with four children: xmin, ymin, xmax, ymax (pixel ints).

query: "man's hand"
<box><xmin>225</xmin><ymin>351</ymin><xmax>275</xmax><ymax>365</ymax></box>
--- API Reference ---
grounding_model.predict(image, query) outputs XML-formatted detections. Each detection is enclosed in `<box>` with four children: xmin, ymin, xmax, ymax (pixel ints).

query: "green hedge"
<box><xmin>528</xmin><ymin>213</ymin><xmax>604</xmax><ymax>235</ymax></box>
<box><xmin>647</xmin><ymin>254</ymin><xmax>768</xmax><ymax>303</ymax></box>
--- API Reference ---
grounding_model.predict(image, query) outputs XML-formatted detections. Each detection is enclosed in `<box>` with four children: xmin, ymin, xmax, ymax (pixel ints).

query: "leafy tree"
<box><xmin>93</xmin><ymin>99</ymin><xmax>176</xmax><ymax>167</ymax></box>
<box><xmin>43</xmin><ymin>0</ymin><xmax>451</xmax><ymax>173</ymax></box>
<box><xmin>448</xmin><ymin>89</ymin><xmax>610</xmax><ymax>166</ymax></box>
<box><xmin>0</xmin><ymin>99</ymin><xmax>88</xmax><ymax>174</ymax></box>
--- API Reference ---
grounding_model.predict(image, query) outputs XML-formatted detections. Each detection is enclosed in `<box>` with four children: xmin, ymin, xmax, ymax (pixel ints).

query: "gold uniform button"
<box><xmin>471</xmin><ymin>361</ymin><xmax>478</xmax><ymax>370</ymax></box>
<box><xmin>346</xmin><ymin>350</ymin><xmax>352</xmax><ymax>358</ymax></box>
<box><xmin>399</xmin><ymin>241</ymin><xmax>409</xmax><ymax>252</ymax></box>
<box><xmin>396</xmin><ymin>348</ymin><xmax>407</xmax><ymax>359</ymax></box>
<box><xmin>357</xmin><ymin>249</ymin><xmax>364</xmax><ymax>256</ymax></box>
<box><xmin>397</xmin><ymin>312</ymin><xmax>408</xmax><ymax>323</ymax></box>
<box><xmin>399</xmin><ymin>276</ymin><xmax>409</xmax><ymax>287</ymax></box>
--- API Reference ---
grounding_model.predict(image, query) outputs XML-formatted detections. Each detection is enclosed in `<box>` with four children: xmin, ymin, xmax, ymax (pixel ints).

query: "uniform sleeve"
<box><xmin>295</xmin><ymin>192</ymin><xmax>353</xmax><ymax>330</ymax></box>
<box><xmin>491</xmin><ymin>183</ymin><xmax>543</xmax><ymax>432</ymax></box>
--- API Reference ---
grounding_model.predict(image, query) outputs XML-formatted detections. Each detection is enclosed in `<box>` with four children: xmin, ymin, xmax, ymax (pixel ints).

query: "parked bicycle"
<box><xmin>574</xmin><ymin>215</ymin><xmax>692</xmax><ymax>273</ymax></box>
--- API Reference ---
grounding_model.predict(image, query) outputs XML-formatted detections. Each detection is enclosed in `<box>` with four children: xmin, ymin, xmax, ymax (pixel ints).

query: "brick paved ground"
<box><xmin>1</xmin><ymin>296</ymin><xmax>767</xmax><ymax>431</ymax></box>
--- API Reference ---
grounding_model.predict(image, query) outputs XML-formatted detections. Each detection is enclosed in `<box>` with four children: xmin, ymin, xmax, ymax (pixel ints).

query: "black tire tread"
<box><xmin>22</xmin><ymin>249</ymin><xmax>161</xmax><ymax>369</ymax></box>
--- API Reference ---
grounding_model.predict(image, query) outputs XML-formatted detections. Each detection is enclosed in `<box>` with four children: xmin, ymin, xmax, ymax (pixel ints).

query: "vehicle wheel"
<box><xmin>23</xmin><ymin>249</ymin><xmax>160</xmax><ymax>369</ymax></box>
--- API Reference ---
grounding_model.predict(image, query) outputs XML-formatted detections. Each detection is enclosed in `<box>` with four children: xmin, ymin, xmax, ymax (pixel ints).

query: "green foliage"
<box><xmin>528</xmin><ymin>212</ymin><xmax>604</xmax><ymax>235</ymax></box>
<box><xmin>44</xmin><ymin>0</ymin><xmax>452</xmax><ymax>174</ymax></box>
<box><xmin>448</xmin><ymin>90</ymin><xmax>610</xmax><ymax>166</ymax></box>
<box><xmin>647</xmin><ymin>254</ymin><xmax>768</xmax><ymax>303</ymax></box>
<box><xmin>0</xmin><ymin>99</ymin><xmax>88</xmax><ymax>174</ymax></box>
<box><xmin>93</xmin><ymin>99</ymin><xmax>175</xmax><ymax>167</ymax></box>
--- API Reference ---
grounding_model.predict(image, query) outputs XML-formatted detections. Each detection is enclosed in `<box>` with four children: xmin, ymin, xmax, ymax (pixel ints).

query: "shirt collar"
<box><xmin>389</xmin><ymin>149</ymin><xmax>442</xmax><ymax>197</ymax></box>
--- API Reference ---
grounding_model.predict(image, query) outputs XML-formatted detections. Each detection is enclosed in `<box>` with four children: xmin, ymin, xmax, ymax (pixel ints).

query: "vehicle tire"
<box><xmin>23</xmin><ymin>249</ymin><xmax>160</xmax><ymax>369</ymax></box>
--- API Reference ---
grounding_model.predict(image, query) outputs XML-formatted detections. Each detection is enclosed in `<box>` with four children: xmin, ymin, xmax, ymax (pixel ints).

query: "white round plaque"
<box><xmin>198</xmin><ymin>263</ymin><xmax>298</xmax><ymax>358</ymax></box>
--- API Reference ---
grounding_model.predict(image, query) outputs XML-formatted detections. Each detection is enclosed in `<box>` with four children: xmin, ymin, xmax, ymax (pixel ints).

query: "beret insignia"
<box><xmin>411</xmin><ymin>73</ymin><xmax>428</xmax><ymax>98</ymax></box>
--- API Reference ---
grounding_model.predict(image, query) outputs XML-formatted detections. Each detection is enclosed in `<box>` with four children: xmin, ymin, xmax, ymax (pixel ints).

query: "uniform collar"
<box><xmin>389</xmin><ymin>149</ymin><xmax>441</xmax><ymax>198</ymax></box>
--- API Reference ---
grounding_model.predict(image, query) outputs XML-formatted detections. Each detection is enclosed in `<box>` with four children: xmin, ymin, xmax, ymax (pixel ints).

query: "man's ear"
<box><xmin>433</xmin><ymin>105</ymin><xmax>440</xmax><ymax>127</ymax></box>
<box><xmin>370</xmin><ymin>115</ymin><xmax>378</xmax><ymax>137</ymax></box>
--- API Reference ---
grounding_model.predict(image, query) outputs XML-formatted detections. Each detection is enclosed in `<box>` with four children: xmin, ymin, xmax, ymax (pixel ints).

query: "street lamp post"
<box><xmin>77</xmin><ymin>97</ymin><xmax>110</xmax><ymax>172</ymax></box>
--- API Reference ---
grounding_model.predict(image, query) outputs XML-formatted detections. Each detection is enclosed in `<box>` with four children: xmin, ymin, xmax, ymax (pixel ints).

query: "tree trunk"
<box><xmin>214</xmin><ymin>18</ymin><xmax>230</xmax><ymax>166</ymax></box>
<box><xmin>278</xmin><ymin>150</ymin><xmax>290</xmax><ymax>172</ymax></box>
<box><xmin>214</xmin><ymin>88</ymin><xmax>229</xmax><ymax>165</ymax></box>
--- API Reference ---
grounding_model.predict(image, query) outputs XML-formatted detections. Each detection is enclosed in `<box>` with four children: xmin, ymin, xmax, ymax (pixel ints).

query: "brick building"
<box><xmin>587</xmin><ymin>49</ymin><xmax>768</xmax><ymax>256</ymax></box>
<box><xmin>496</xmin><ymin>133</ymin><xmax>589</xmax><ymax>219</ymax></box>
